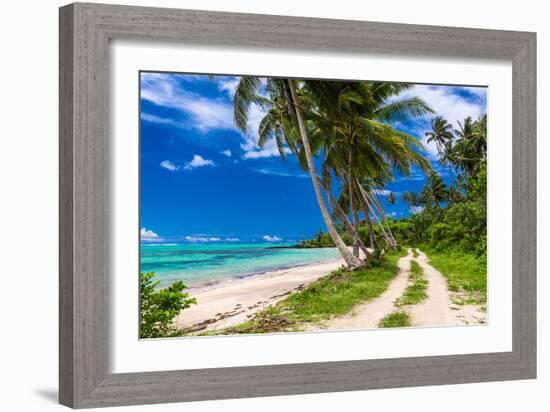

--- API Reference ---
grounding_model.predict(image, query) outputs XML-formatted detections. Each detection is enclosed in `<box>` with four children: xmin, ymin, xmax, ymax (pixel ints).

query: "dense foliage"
<box><xmin>300</xmin><ymin>229</ymin><xmax>336</xmax><ymax>248</ymax></box>
<box><xmin>392</xmin><ymin>115</ymin><xmax>487</xmax><ymax>257</ymax></box>
<box><xmin>140</xmin><ymin>272</ymin><xmax>197</xmax><ymax>338</ymax></box>
<box><xmin>392</xmin><ymin>172</ymin><xmax>486</xmax><ymax>255</ymax></box>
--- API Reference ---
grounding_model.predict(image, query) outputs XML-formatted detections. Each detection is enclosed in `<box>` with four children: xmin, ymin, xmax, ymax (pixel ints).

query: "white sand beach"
<box><xmin>175</xmin><ymin>258</ymin><xmax>345</xmax><ymax>332</ymax></box>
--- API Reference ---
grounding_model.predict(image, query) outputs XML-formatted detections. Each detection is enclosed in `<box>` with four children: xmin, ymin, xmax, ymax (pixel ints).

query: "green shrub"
<box><xmin>379</xmin><ymin>311</ymin><xmax>411</xmax><ymax>328</ymax></box>
<box><xmin>140</xmin><ymin>272</ymin><xmax>197</xmax><ymax>338</ymax></box>
<box><xmin>428</xmin><ymin>222</ymin><xmax>452</xmax><ymax>246</ymax></box>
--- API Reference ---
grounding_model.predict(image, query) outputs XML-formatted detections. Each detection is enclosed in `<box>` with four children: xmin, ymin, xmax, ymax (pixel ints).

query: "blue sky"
<box><xmin>139</xmin><ymin>72</ymin><xmax>486</xmax><ymax>244</ymax></box>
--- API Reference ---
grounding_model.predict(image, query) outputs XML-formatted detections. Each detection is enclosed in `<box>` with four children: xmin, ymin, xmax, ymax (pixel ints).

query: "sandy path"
<box><xmin>407</xmin><ymin>251</ymin><xmax>457</xmax><ymax>326</ymax></box>
<box><xmin>176</xmin><ymin>258</ymin><xmax>345</xmax><ymax>332</ymax></box>
<box><xmin>405</xmin><ymin>250</ymin><xmax>486</xmax><ymax>327</ymax></box>
<box><xmin>309</xmin><ymin>248</ymin><xmax>486</xmax><ymax>331</ymax></box>
<box><xmin>308</xmin><ymin>249</ymin><xmax>414</xmax><ymax>331</ymax></box>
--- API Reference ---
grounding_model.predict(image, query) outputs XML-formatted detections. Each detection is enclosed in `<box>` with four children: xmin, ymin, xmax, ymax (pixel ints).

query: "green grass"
<box><xmin>422</xmin><ymin>247</ymin><xmax>486</xmax><ymax>305</ymax></box>
<box><xmin>379</xmin><ymin>311</ymin><xmax>411</xmax><ymax>328</ymax></box>
<box><xmin>412</xmin><ymin>248</ymin><xmax>419</xmax><ymax>258</ymax></box>
<box><xmin>217</xmin><ymin>250</ymin><xmax>407</xmax><ymax>335</ymax></box>
<box><xmin>395</xmin><ymin>260</ymin><xmax>428</xmax><ymax>306</ymax></box>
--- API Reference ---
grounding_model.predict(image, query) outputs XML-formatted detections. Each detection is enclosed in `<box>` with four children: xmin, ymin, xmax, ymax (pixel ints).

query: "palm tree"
<box><xmin>287</xmin><ymin>79</ymin><xmax>363</xmax><ymax>267</ymax></box>
<box><xmin>453</xmin><ymin>115</ymin><xmax>487</xmax><ymax>180</ymax></box>
<box><xmin>420</xmin><ymin>170</ymin><xmax>448</xmax><ymax>207</ymax></box>
<box><xmin>235</xmin><ymin>78</ymin><xmax>432</xmax><ymax>265</ymax></box>
<box><xmin>440</xmin><ymin>140</ymin><xmax>456</xmax><ymax>182</ymax></box>
<box><xmin>305</xmin><ymin>81</ymin><xmax>432</xmax><ymax>253</ymax></box>
<box><xmin>234</xmin><ymin>77</ymin><xmax>362</xmax><ymax>267</ymax></box>
<box><xmin>425</xmin><ymin>116</ymin><xmax>454</xmax><ymax>157</ymax></box>
<box><xmin>448</xmin><ymin>186</ymin><xmax>464</xmax><ymax>203</ymax></box>
<box><xmin>402</xmin><ymin>191</ymin><xmax>419</xmax><ymax>211</ymax></box>
<box><xmin>387</xmin><ymin>192</ymin><xmax>396</xmax><ymax>205</ymax></box>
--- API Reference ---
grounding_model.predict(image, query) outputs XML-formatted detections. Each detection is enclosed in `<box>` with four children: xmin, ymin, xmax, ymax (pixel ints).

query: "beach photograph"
<box><xmin>139</xmin><ymin>72</ymin><xmax>487</xmax><ymax>338</ymax></box>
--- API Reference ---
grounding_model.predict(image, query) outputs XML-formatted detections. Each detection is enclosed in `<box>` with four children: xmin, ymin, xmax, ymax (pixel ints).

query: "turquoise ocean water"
<box><xmin>140</xmin><ymin>243</ymin><xmax>340</xmax><ymax>288</ymax></box>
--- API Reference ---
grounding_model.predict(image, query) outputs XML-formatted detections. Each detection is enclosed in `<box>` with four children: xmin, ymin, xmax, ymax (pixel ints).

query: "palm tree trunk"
<box><xmin>352</xmin><ymin>206</ymin><xmax>361</xmax><ymax>258</ymax></box>
<box><xmin>331</xmin><ymin>201</ymin><xmax>370</xmax><ymax>258</ymax></box>
<box><xmin>325</xmin><ymin>185</ymin><xmax>370</xmax><ymax>259</ymax></box>
<box><xmin>354</xmin><ymin>186</ymin><xmax>377</xmax><ymax>249</ymax></box>
<box><xmin>347</xmin><ymin>149</ymin><xmax>360</xmax><ymax>258</ymax></box>
<box><xmin>359</xmin><ymin>185</ymin><xmax>395</xmax><ymax>249</ymax></box>
<box><xmin>287</xmin><ymin>79</ymin><xmax>361</xmax><ymax>268</ymax></box>
<box><xmin>364</xmin><ymin>188</ymin><xmax>398</xmax><ymax>248</ymax></box>
<box><xmin>357</xmin><ymin>184</ymin><xmax>395</xmax><ymax>250</ymax></box>
<box><xmin>363</xmin><ymin>210</ymin><xmax>376</xmax><ymax>250</ymax></box>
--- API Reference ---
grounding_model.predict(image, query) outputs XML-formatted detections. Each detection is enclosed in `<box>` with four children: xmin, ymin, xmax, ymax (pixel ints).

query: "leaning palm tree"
<box><xmin>354</xmin><ymin>178</ymin><xmax>398</xmax><ymax>250</ymax></box>
<box><xmin>328</xmin><ymin>177</ymin><xmax>372</xmax><ymax>256</ymax></box>
<box><xmin>305</xmin><ymin>81</ymin><xmax>432</xmax><ymax>254</ymax></box>
<box><xmin>234</xmin><ymin>77</ymin><xmax>362</xmax><ymax>267</ymax></box>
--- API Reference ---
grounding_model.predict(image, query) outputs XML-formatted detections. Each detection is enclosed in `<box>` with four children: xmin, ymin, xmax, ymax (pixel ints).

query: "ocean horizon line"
<box><xmin>140</xmin><ymin>240</ymin><xmax>300</xmax><ymax>245</ymax></box>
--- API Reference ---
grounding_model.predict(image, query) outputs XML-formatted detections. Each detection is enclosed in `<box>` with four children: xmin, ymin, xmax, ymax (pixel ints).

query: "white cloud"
<box><xmin>184</xmin><ymin>236</ymin><xmax>222</xmax><ymax>243</ymax></box>
<box><xmin>183</xmin><ymin>155</ymin><xmax>215</xmax><ymax>170</ymax></box>
<box><xmin>217</xmin><ymin>77</ymin><xmax>240</xmax><ymax>97</ymax></box>
<box><xmin>225</xmin><ymin>237</ymin><xmax>240</xmax><ymax>242</ymax></box>
<box><xmin>244</xmin><ymin>148</ymin><xmax>292</xmax><ymax>159</ymax></box>
<box><xmin>220</xmin><ymin>150</ymin><xmax>232</xmax><ymax>157</ymax></box>
<box><xmin>141</xmin><ymin>113</ymin><xmax>182</xmax><ymax>127</ymax></box>
<box><xmin>140</xmin><ymin>227</ymin><xmax>160</xmax><ymax>241</ymax></box>
<box><xmin>262</xmin><ymin>235</ymin><xmax>282</xmax><ymax>242</ymax></box>
<box><xmin>141</xmin><ymin>73</ymin><xmax>288</xmax><ymax>159</ymax></box>
<box><xmin>253</xmin><ymin>168</ymin><xmax>308</xmax><ymax>178</ymax></box>
<box><xmin>183</xmin><ymin>99</ymin><xmax>235</xmax><ymax>133</ymax></box>
<box><xmin>410</xmin><ymin>206</ymin><xmax>425</xmax><ymax>214</ymax></box>
<box><xmin>373</xmin><ymin>189</ymin><xmax>392</xmax><ymax>196</ymax></box>
<box><xmin>160</xmin><ymin>155</ymin><xmax>215</xmax><ymax>172</ymax></box>
<box><xmin>141</xmin><ymin>73</ymin><xmax>234</xmax><ymax>132</ymax></box>
<box><xmin>160</xmin><ymin>160</ymin><xmax>180</xmax><ymax>171</ymax></box>
<box><xmin>402</xmin><ymin>85</ymin><xmax>486</xmax><ymax>128</ymax></box>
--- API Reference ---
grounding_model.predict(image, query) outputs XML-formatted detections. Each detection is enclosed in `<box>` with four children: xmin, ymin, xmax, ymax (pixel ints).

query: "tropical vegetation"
<box><xmin>140</xmin><ymin>272</ymin><xmax>196</xmax><ymax>338</ymax></box>
<box><xmin>140</xmin><ymin>76</ymin><xmax>488</xmax><ymax>337</ymax></box>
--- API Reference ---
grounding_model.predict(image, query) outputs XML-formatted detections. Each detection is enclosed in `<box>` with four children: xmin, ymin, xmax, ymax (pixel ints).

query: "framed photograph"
<box><xmin>59</xmin><ymin>2</ymin><xmax>536</xmax><ymax>408</ymax></box>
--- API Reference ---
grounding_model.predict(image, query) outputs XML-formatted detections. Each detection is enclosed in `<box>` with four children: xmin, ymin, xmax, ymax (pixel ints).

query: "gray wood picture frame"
<box><xmin>59</xmin><ymin>2</ymin><xmax>537</xmax><ymax>409</ymax></box>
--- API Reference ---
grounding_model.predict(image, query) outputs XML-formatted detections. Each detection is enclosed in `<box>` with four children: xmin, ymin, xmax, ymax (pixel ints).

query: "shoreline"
<box><xmin>176</xmin><ymin>257</ymin><xmax>345</xmax><ymax>332</ymax></box>
<box><xmin>185</xmin><ymin>255</ymin><xmax>341</xmax><ymax>295</ymax></box>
